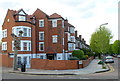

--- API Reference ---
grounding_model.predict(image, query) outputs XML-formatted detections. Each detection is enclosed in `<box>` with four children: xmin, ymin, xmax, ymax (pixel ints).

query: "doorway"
<box><xmin>46</xmin><ymin>54</ymin><xmax>56</xmax><ymax>60</ymax></box>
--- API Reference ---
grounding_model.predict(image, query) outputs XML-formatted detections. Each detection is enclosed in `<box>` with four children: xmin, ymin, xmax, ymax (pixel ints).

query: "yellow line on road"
<box><xmin>107</xmin><ymin>64</ymin><xmax>114</xmax><ymax>73</ymax></box>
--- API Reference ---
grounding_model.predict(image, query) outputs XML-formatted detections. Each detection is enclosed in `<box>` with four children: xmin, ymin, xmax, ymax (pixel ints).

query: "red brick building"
<box><xmin>1</xmin><ymin>8</ymin><xmax>79</xmax><ymax>68</ymax></box>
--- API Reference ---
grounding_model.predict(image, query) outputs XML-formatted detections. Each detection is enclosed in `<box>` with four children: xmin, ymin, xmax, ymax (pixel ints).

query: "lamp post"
<box><xmin>11</xmin><ymin>31</ymin><xmax>23</xmax><ymax>71</ymax></box>
<box><xmin>100</xmin><ymin>23</ymin><xmax>108</xmax><ymax>28</ymax></box>
<box><xmin>99</xmin><ymin>23</ymin><xmax>108</xmax><ymax>62</ymax></box>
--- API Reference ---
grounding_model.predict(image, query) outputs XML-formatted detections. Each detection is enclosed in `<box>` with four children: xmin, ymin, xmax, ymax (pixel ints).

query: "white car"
<box><xmin>117</xmin><ymin>55</ymin><xmax>120</xmax><ymax>58</ymax></box>
<box><xmin>105</xmin><ymin>56</ymin><xmax>114</xmax><ymax>63</ymax></box>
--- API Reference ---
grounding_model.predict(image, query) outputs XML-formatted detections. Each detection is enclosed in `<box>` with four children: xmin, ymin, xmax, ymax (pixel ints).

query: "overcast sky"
<box><xmin>0</xmin><ymin>0</ymin><xmax>118</xmax><ymax>44</ymax></box>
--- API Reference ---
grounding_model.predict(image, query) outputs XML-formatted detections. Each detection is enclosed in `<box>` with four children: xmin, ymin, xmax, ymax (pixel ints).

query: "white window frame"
<box><xmin>70</xmin><ymin>36</ymin><xmax>75</xmax><ymax>42</ymax></box>
<box><xmin>39</xmin><ymin>32</ymin><xmax>44</xmax><ymax>40</ymax></box>
<box><xmin>2</xmin><ymin>29</ymin><xmax>7</xmax><ymax>38</ymax></box>
<box><xmin>12</xmin><ymin>26</ymin><xmax>31</xmax><ymax>37</ymax></box>
<box><xmin>39</xmin><ymin>42</ymin><xmax>44</xmax><ymax>51</ymax></box>
<box><xmin>62</xmin><ymin>20</ymin><xmax>64</xmax><ymax>28</ymax></box>
<box><xmin>63</xmin><ymin>38</ymin><xmax>64</xmax><ymax>45</ymax></box>
<box><xmin>39</xmin><ymin>19</ymin><xmax>44</xmax><ymax>27</ymax></box>
<box><xmin>68</xmin><ymin>43</ymin><xmax>75</xmax><ymax>51</ymax></box>
<box><xmin>19</xmin><ymin>15</ymin><xmax>26</xmax><ymax>21</ymax></box>
<box><xmin>52</xmin><ymin>35</ymin><xmax>58</xmax><ymax>43</ymax></box>
<box><xmin>52</xmin><ymin>20</ymin><xmax>57</xmax><ymax>27</ymax></box>
<box><xmin>13</xmin><ymin>40</ymin><xmax>31</xmax><ymax>51</ymax></box>
<box><xmin>70</xmin><ymin>27</ymin><xmax>75</xmax><ymax>33</ymax></box>
<box><xmin>68</xmin><ymin>33</ymin><xmax>71</xmax><ymax>41</ymax></box>
<box><xmin>2</xmin><ymin>42</ymin><xmax>7</xmax><ymax>50</ymax></box>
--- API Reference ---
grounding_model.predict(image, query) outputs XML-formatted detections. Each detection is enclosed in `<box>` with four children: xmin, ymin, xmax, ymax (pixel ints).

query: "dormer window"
<box><xmin>19</xmin><ymin>15</ymin><xmax>26</xmax><ymax>21</ymax></box>
<box><xmin>18</xmin><ymin>10</ymin><xmax>26</xmax><ymax>21</ymax></box>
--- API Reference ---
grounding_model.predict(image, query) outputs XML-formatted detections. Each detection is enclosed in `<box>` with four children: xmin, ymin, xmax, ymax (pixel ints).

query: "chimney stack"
<box><xmin>75</xmin><ymin>31</ymin><xmax>77</xmax><ymax>38</ymax></box>
<box><xmin>79</xmin><ymin>35</ymin><xmax>82</xmax><ymax>40</ymax></box>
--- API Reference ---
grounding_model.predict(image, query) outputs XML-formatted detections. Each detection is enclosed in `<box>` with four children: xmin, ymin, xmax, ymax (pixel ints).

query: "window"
<box><xmin>2</xmin><ymin>42</ymin><xmax>7</xmax><ymax>50</ymax></box>
<box><xmin>16</xmin><ymin>28</ymin><xmax>22</xmax><ymax>36</ymax></box>
<box><xmin>23</xmin><ymin>28</ymin><xmax>27</xmax><ymax>36</ymax></box>
<box><xmin>23</xmin><ymin>42</ymin><xmax>27</xmax><ymax>50</ymax></box>
<box><xmin>23</xmin><ymin>57</ymin><xmax>27</xmax><ymax>64</ymax></box>
<box><xmin>68</xmin><ymin>43</ymin><xmax>75</xmax><ymax>51</ymax></box>
<box><xmin>52</xmin><ymin>35</ymin><xmax>57</xmax><ymax>43</ymax></box>
<box><xmin>2</xmin><ymin>29</ymin><xmax>7</xmax><ymax>38</ymax></box>
<box><xmin>63</xmin><ymin>38</ymin><xmax>64</xmax><ymax>45</ymax></box>
<box><xmin>21</xmin><ymin>41</ymin><xmax>31</xmax><ymax>51</ymax></box>
<box><xmin>28</xmin><ymin>29</ymin><xmax>31</xmax><ymax>37</ymax></box>
<box><xmin>70</xmin><ymin>27</ymin><xmax>75</xmax><ymax>33</ymax></box>
<box><xmin>52</xmin><ymin>20</ymin><xmax>57</xmax><ymax>27</ymax></box>
<box><xmin>19</xmin><ymin>15</ymin><xmax>26</xmax><ymax>21</ymax></box>
<box><xmin>12</xmin><ymin>26</ymin><xmax>31</xmax><ymax>37</ymax></box>
<box><xmin>40</xmin><ymin>55</ymin><xmax>44</xmax><ymax>59</ymax></box>
<box><xmin>68</xmin><ymin>33</ymin><xmax>71</xmax><ymax>41</ymax></box>
<box><xmin>39</xmin><ymin>32</ymin><xmax>44</xmax><ymax>40</ymax></box>
<box><xmin>39</xmin><ymin>42</ymin><xmax>44</xmax><ymax>51</ymax></box>
<box><xmin>70</xmin><ymin>36</ymin><xmax>75</xmax><ymax>42</ymax></box>
<box><xmin>62</xmin><ymin>20</ymin><xmax>64</xmax><ymax>28</ymax></box>
<box><xmin>28</xmin><ymin>42</ymin><xmax>31</xmax><ymax>51</ymax></box>
<box><xmin>39</xmin><ymin>19</ymin><xmax>44</xmax><ymax>27</ymax></box>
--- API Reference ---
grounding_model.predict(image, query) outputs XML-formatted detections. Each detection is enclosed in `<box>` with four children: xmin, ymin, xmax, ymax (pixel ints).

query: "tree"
<box><xmin>90</xmin><ymin>26</ymin><xmax>113</xmax><ymax>58</ymax></box>
<box><xmin>112</xmin><ymin>40</ymin><xmax>120</xmax><ymax>54</ymax></box>
<box><xmin>107</xmin><ymin>44</ymin><xmax>113</xmax><ymax>55</ymax></box>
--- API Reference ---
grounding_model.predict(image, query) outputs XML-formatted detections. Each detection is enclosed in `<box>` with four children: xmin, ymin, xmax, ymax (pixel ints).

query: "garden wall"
<box><xmin>0</xmin><ymin>54</ymin><xmax>13</xmax><ymax>67</ymax></box>
<box><xmin>31</xmin><ymin>56</ymin><xmax>94</xmax><ymax>70</ymax></box>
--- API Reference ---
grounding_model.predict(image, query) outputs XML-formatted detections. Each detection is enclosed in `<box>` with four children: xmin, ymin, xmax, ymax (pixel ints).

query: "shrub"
<box><xmin>72</xmin><ymin>50</ymin><xmax>85</xmax><ymax>60</ymax></box>
<box><xmin>98</xmin><ymin>61</ymin><xmax>104</xmax><ymax>65</ymax></box>
<box><xmin>82</xmin><ymin>55</ymin><xmax>87</xmax><ymax>60</ymax></box>
<box><xmin>85</xmin><ymin>55</ymin><xmax>89</xmax><ymax>59</ymax></box>
<box><xmin>68</xmin><ymin>57</ymin><xmax>80</xmax><ymax>60</ymax></box>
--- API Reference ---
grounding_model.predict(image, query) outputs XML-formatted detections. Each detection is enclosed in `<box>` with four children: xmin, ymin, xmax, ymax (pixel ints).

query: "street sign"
<box><xmin>79</xmin><ymin>61</ymin><xmax>82</xmax><ymax>64</ymax></box>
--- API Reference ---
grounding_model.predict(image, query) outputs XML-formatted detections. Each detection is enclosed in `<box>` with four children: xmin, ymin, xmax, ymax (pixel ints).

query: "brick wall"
<box><xmin>31</xmin><ymin>59</ymin><xmax>79</xmax><ymax>70</ymax></box>
<box><xmin>31</xmin><ymin>56</ymin><xmax>94</xmax><ymax>70</ymax></box>
<box><xmin>0</xmin><ymin>54</ymin><xmax>13</xmax><ymax>67</ymax></box>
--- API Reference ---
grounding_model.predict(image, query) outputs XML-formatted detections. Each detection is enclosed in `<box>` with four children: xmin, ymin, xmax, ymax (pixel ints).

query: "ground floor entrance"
<box><xmin>46</xmin><ymin>54</ymin><xmax>56</xmax><ymax>60</ymax></box>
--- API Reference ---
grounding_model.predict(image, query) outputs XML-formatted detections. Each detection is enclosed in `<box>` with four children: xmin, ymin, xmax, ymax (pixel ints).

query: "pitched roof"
<box><xmin>49</xmin><ymin>13</ymin><xmax>63</xmax><ymax>19</ymax></box>
<box><xmin>33</xmin><ymin>8</ymin><xmax>49</xmax><ymax>18</ymax></box>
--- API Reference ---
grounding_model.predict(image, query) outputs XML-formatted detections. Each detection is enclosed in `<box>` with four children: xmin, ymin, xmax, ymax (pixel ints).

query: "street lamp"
<box><xmin>99</xmin><ymin>23</ymin><xmax>108</xmax><ymax>62</ymax></box>
<box><xmin>11</xmin><ymin>30</ymin><xmax>23</xmax><ymax>71</ymax></box>
<box><xmin>100</xmin><ymin>23</ymin><xmax>108</xmax><ymax>28</ymax></box>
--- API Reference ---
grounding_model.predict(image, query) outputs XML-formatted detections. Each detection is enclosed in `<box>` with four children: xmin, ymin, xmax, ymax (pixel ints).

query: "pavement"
<box><xmin>5</xmin><ymin>58</ymin><xmax>110</xmax><ymax>75</ymax></box>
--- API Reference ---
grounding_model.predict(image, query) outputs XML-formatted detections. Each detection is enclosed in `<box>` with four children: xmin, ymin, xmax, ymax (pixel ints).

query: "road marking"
<box><xmin>107</xmin><ymin>64</ymin><xmax>114</xmax><ymax>73</ymax></box>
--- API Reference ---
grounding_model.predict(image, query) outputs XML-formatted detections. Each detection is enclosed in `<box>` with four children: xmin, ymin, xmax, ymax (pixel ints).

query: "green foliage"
<box><xmin>98</xmin><ymin>61</ymin><xmax>104</xmax><ymax>65</ymax></box>
<box><xmin>107</xmin><ymin>44</ymin><xmax>113</xmax><ymax>55</ymax></box>
<box><xmin>81</xmin><ymin>48</ymin><xmax>94</xmax><ymax>57</ymax></box>
<box><xmin>90</xmin><ymin>26</ymin><xmax>113</xmax><ymax>58</ymax></box>
<box><xmin>82</xmin><ymin>55</ymin><xmax>87</xmax><ymax>60</ymax></box>
<box><xmin>72</xmin><ymin>50</ymin><xmax>85</xmax><ymax>60</ymax></box>
<box><xmin>68</xmin><ymin>57</ymin><xmax>80</xmax><ymax>60</ymax></box>
<box><xmin>112</xmin><ymin>40</ymin><xmax>120</xmax><ymax>54</ymax></box>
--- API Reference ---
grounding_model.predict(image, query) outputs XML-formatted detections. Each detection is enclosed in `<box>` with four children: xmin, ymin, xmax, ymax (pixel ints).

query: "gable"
<box><xmin>18</xmin><ymin>10</ymin><xmax>26</xmax><ymax>15</ymax></box>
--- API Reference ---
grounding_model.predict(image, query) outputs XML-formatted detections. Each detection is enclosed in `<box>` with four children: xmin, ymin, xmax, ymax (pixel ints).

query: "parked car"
<box><xmin>117</xmin><ymin>55</ymin><xmax>120</xmax><ymax>58</ymax></box>
<box><xmin>105</xmin><ymin>56</ymin><xmax>114</xmax><ymax>63</ymax></box>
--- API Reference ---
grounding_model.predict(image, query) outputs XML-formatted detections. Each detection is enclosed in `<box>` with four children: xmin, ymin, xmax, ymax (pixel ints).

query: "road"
<box><xmin>1</xmin><ymin>57</ymin><xmax>119</xmax><ymax>80</ymax></box>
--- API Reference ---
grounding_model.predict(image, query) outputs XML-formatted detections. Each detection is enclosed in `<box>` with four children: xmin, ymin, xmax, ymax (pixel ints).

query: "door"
<box><xmin>47</xmin><ymin>54</ymin><xmax>54</xmax><ymax>60</ymax></box>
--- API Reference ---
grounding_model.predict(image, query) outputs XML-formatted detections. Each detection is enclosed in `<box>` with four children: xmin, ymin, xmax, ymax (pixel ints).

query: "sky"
<box><xmin>0</xmin><ymin>0</ymin><xmax>119</xmax><ymax>44</ymax></box>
